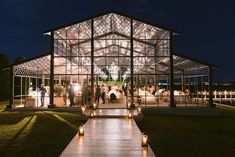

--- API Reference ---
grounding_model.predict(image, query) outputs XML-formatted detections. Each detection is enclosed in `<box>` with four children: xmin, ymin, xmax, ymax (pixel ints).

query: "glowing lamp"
<box><xmin>74</xmin><ymin>84</ymin><xmax>80</xmax><ymax>92</ymax></box>
<box><xmin>81</xmin><ymin>105</ymin><xmax>86</xmax><ymax>114</ymax></box>
<box><xmin>90</xmin><ymin>111</ymin><xmax>95</xmax><ymax>118</ymax></box>
<box><xmin>127</xmin><ymin>102</ymin><xmax>131</xmax><ymax>109</ymax></box>
<box><xmin>142</xmin><ymin>132</ymin><xmax>148</xmax><ymax>147</ymax></box>
<box><xmin>128</xmin><ymin>110</ymin><xmax>133</xmax><ymax>119</ymax></box>
<box><xmin>137</xmin><ymin>105</ymin><xmax>142</xmax><ymax>114</ymax></box>
<box><xmin>93</xmin><ymin>103</ymin><xmax>97</xmax><ymax>110</ymax></box>
<box><xmin>79</xmin><ymin>125</ymin><xmax>84</xmax><ymax>135</ymax></box>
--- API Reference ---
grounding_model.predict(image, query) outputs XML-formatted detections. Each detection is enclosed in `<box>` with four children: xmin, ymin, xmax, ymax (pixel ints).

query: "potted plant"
<box><xmin>54</xmin><ymin>85</ymin><xmax>64</xmax><ymax>96</ymax></box>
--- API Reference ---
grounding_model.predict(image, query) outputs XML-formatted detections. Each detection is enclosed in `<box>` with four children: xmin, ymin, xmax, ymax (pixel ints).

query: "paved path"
<box><xmin>60</xmin><ymin>109</ymin><xmax>156</xmax><ymax>157</ymax></box>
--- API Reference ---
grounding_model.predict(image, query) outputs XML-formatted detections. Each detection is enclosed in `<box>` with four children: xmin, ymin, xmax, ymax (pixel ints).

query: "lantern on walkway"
<box><xmin>137</xmin><ymin>105</ymin><xmax>142</xmax><ymax>114</ymax></box>
<box><xmin>81</xmin><ymin>105</ymin><xmax>86</xmax><ymax>114</ymax></box>
<box><xmin>90</xmin><ymin>110</ymin><xmax>95</xmax><ymax>118</ymax></box>
<box><xmin>128</xmin><ymin>110</ymin><xmax>133</xmax><ymax>119</ymax></box>
<box><xmin>93</xmin><ymin>103</ymin><xmax>97</xmax><ymax>110</ymax></box>
<box><xmin>79</xmin><ymin>125</ymin><xmax>84</xmax><ymax>135</ymax></box>
<box><xmin>142</xmin><ymin>132</ymin><xmax>148</xmax><ymax>147</ymax></box>
<box><xmin>127</xmin><ymin>101</ymin><xmax>131</xmax><ymax>109</ymax></box>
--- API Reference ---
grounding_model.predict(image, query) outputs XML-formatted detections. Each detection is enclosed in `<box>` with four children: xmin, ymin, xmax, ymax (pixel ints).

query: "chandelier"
<box><xmin>107</xmin><ymin>62</ymin><xmax>120</xmax><ymax>81</ymax></box>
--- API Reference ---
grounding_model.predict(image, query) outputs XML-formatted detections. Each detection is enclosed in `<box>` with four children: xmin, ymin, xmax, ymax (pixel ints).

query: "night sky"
<box><xmin>0</xmin><ymin>0</ymin><xmax>234</xmax><ymax>81</ymax></box>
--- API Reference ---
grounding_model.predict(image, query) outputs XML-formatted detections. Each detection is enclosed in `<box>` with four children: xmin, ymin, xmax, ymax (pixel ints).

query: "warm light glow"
<box><xmin>74</xmin><ymin>84</ymin><xmax>81</xmax><ymax>92</ymax></box>
<box><xmin>106</xmin><ymin>62</ymin><xmax>120</xmax><ymax>81</ymax></box>
<box><xmin>81</xmin><ymin>106</ymin><xmax>86</xmax><ymax>114</ymax></box>
<box><xmin>142</xmin><ymin>133</ymin><xmax>148</xmax><ymax>147</ymax></box>
<box><xmin>128</xmin><ymin>110</ymin><xmax>133</xmax><ymax>119</ymax></box>
<box><xmin>93</xmin><ymin>103</ymin><xmax>97</xmax><ymax>110</ymax></box>
<box><xmin>127</xmin><ymin>102</ymin><xmax>131</xmax><ymax>109</ymax></box>
<box><xmin>79</xmin><ymin>125</ymin><xmax>84</xmax><ymax>135</ymax></box>
<box><xmin>143</xmin><ymin>147</ymin><xmax>148</xmax><ymax>157</ymax></box>
<box><xmin>137</xmin><ymin>105</ymin><xmax>142</xmax><ymax>114</ymax></box>
<box><xmin>90</xmin><ymin>111</ymin><xmax>95</xmax><ymax>118</ymax></box>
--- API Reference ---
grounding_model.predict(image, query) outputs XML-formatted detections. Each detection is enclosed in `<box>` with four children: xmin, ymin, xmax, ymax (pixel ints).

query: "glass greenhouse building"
<box><xmin>8</xmin><ymin>11</ymin><xmax>217</xmax><ymax>109</ymax></box>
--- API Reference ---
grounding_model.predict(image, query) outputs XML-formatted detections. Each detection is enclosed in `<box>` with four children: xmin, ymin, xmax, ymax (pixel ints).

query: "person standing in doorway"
<box><xmin>69</xmin><ymin>84</ymin><xmax>75</xmax><ymax>107</ymax></box>
<box><xmin>122</xmin><ymin>83</ymin><xmax>128</xmax><ymax>96</ymax></box>
<box><xmin>95</xmin><ymin>85</ymin><xmax>101</xmax><ymax>105</ymax></box>
<box><xmin>101</xmin><ymin>84</ymin><xmax>105</xmax><ymax>104</ymax></box>
<box><xmin>39</xmin><ymin>84</ymin><xmax>47</xmax><ymax>107</ymax></box>
<box><xmin>82</xmin><ymin>84</ymin><xmax>88</xmax><ymax>106</ymax></box>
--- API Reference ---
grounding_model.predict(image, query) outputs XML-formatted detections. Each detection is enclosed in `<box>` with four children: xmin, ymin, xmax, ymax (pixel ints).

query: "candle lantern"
<box><xmin>93</xmin><ymin>103</ymin><xmax>97</xmax><ymax>110</ymax></box>
<box><xmin>79</xmin><ymin>125</ymin><xmax>84</xmax><ymax>135</ymax></box>
<box><xmin>142</xmin><ymin>132</ymin><xmax>148</xmax><ymax>147</ymax></box>
<box><xmin>90</xmin><ymin>110</ymin><xmax>95</xmax><ymax>118</ymax></box>
<box><xmin>127</xmin><ymin>101</ymin><xmax>131</xmax><ymax>110</ymax></box>
<box><xmin>137</xmin><ymin>105</ymin><xmax>142</xmax><ymax>114</ymax></box>
<box><xmin>128</xmin><ymin>110</ymin><xmax>133</xmax><ymax>119</ymax></box>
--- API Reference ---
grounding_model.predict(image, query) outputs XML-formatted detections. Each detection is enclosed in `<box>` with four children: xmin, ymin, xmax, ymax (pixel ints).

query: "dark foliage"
<box><xmin>0</xmin><ymin>53</ymin><xmax>10</xmax><ymax>101</ymax></box>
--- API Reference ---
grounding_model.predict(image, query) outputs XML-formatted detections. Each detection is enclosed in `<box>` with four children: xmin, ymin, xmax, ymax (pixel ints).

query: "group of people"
<box><xmin>38</xmin><ymin>83</ymin><xmax>91</xmax><ymax>107</ymax></box>
<box><xmin>37</xmin><ymin>83</ymin><xmax>131</xmax><ymax>107</ymax></box>
<box><xmin>68</xmin><ymin>83</ymin><xmax>92</xmax><ymax>107</ymax></box>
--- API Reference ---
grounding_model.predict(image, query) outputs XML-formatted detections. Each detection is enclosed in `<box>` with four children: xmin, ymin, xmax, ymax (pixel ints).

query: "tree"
<box><xmin>14</xmin><ymin>56</ymin><xmax>26</xmax><ymax>64</ymax></box>
<box><xmin>0</xmin><ymin>53</ymin><xmax>10</xmax><ymax>101</ymax></box>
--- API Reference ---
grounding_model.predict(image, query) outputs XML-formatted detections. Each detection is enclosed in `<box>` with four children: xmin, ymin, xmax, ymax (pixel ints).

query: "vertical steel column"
<box><xmin>20</xmin><ymin>76</ymin><xmax>23</xmax><ymax>106</ymax></box>
<box><xmin>154</xmin><ymin>46</ymin><xmax>157</xmax><ymax>92</ymax></box>
<box><xmin>130</xmin><ymin>19</ymin><xmax>134</xmax><ymax>105</ymax></box>
<box><xmin>182</xmin><ymin>70</ymin><xmax>186</xmax><ymax>106</ymax></box>
<box><xmin>169</xmin><ymin>32</ymin><xmax>175</xmax><ymax>107</ymax></box>
<box><xmin>208</xmin><ymin>66</ymin><xmax>214</xmax><ymax>107</ymax></box>
<box><xmin>182</xmin><ymin>71</ymin><xmax>185</xmax><ymax>93</ymax></box>
<box><xmin>7</xmin><ymin>66</ymin><xmax>14</xmax><ymax>109</ymax></box>
<box><xmin>49</xmin><ymin>31</ymin><xmax>54</xmax><ymax>107</ymax></box>
<box><xmin>91</xmin><ymin>19</ymin><xmax>94</xmax><ymax>103</ymax></box>
<box><xmin>36</xmin><ymin>68</ymin><xmax>38</xmax><ymax>107</ymax></box>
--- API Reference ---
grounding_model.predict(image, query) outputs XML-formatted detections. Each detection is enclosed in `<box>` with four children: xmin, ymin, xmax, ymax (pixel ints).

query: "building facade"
<box><xmin>8</xmin><ymin>11</ymin><xmax>217</xmax><ymax>109</ymax></box>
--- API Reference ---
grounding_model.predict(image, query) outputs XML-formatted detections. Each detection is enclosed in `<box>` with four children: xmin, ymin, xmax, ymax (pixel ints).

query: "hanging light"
<box><xmin>79</xmin><ymin>125</ymin><xmax>84</xmax><ymax>136</ymax></box>
<box><xmin>81</xmin><ymin>105</ymin><xmax>86</xmax><ymax>114</ymax></box>
<box><xmin>142</xmin><ymin>132</ymin><xmax>148</xmax><ymax>147</ymax></box>
<box><xmin>128</xmin><ymin>110</ymin><xmax>133</xmax><ymax>119</ymax></box>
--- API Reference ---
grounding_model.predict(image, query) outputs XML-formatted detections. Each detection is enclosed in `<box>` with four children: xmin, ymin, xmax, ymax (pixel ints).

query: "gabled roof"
<box><xmin>43</xmin><ymin>10</ymin><xmax>180</xmax><ymax>35</ymax></box>
<box><xmin>173</xmin><ymin>52</ymin><xmax>219</xmax><ymax>69</ymax></box>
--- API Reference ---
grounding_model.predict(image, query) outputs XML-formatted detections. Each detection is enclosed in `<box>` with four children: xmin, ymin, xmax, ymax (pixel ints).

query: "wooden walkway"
<box><xmin>60</xmin><ymin>109</ymin><xmax>156</xmax><ymax>157</ymax></box>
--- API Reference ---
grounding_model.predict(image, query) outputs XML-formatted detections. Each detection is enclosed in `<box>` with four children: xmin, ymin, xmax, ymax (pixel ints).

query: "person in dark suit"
<box><xmin>39</xmin><ymin>84</ymin><xmax>47</xmax><ymax>107</ymax></box>
<box><xmin>95</xmin><ymin>85</ymin><xmax>101</xmax><ymax>104</ymax></box>
<box><xmin>82</xmin><ymin>84</ymin><xmax>88</xmax><ymax>106</ymax></box>
<box><xmin>101</xmin><ymin>84</ymin><xmax>105</xmax><ymax>104</ymax></box>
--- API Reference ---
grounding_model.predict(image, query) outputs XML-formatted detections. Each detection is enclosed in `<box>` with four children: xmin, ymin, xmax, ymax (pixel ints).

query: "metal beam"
<box><xmin>208</xmin><ymin>66</ymin><xmax>215</xmax><ymax>107</ymax></box>
<box><xmin>70</xmin><ymin>31</ymin><xmax>157</xmax><ymax>47</ymax></box>
<box><xmin>130</xmin><ymin>19</ymin><xmax>134</xmax><ymax>106</ymax></box>
<box><xmin>91</xmin><ymin>19</ymin><xmax>94</xmax><ymax>103</ymax></box>
<box><xmin>50</xmin><ymin>31</ymin><xmax>54</xmax><ymax>106</ymax></box>
<box><xmin>169</xmin><ymin>32</ymin><xmax>175</xmax><ymax>107</ymax></box>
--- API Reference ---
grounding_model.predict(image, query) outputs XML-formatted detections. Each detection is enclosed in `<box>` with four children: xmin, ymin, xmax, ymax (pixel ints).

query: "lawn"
<box><xmin>1</xmin><ymin>101</ymin><xmax>235</xmax><ymax>157</ymax></box>
<box><xmin>137</xmin><ymin>106</ymin><xmax>235</xmax><ymax>157</ymax></box>
<box><xmin>0</xmin><ymin>101</ymin><xmax>84</xmax><ymax>157</ymax></box>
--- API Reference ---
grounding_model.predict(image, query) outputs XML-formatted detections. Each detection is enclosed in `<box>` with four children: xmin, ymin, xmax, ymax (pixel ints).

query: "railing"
<box><xmin>197</xmin><ymin>91</ymin><xmax>235</xmax><ymax>103</ymax></box>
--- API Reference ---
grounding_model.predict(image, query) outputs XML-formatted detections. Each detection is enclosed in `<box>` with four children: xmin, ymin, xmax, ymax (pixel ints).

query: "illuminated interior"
<box><xmin>11</xmin><ymin>12</ymin><xmax>216</xmax><ymax>108</ymax></box>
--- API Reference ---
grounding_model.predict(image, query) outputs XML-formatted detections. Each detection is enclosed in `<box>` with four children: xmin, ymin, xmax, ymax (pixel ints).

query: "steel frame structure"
<box><xmin>8</xmin><ymin>11</ymin><xmax>218</xmax><ymax>108</ymax></box>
